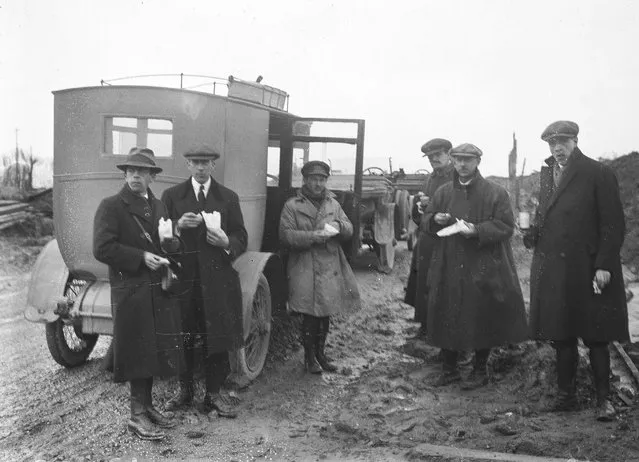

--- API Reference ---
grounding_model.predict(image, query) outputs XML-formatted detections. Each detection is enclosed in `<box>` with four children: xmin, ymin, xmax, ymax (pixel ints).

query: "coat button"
<box><xmin>560</xmin><ymin>252</ymin><xmax>565</xmax><ymax>258</ymax></box>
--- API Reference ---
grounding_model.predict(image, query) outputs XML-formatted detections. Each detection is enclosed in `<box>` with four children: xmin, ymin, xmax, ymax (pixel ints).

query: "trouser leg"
<box><xmin>553</xmin><ymin>339</ymin><xmax>578</xmax><ymax>398</ymax></box>
<box><xmin>316</xmin><ymin>317</ymin><xmax>337</xmax><ymax>372</ymax></box>
<box><xmin>584</xmin><ymin>341</ymin><xmax>611</xmax><ymax>403</ymax></box>
<box><xmin>205</xmin><ymin>351</ymin><xmax>231</xmax><ymax>395</ymax></box>
<box><xmin>302</xmin><ymin>314</ymin><xmax>322</xmax><ymax>374</ymax></box>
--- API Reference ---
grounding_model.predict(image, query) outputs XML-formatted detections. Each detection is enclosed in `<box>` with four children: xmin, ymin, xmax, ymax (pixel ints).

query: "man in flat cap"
<box><xmin>161</xmin><ymin>145</ymin><xmax>247</xmax><ymax>418</ymax></box>
<box><xmin>525</xmin><ymin>121</ymin><xmax>628</xmax><ymax>421</ymax></box>
<box><xmin>93</xmin><ymin>147</ymin><xmax>183</xmax><ymax>440</ymax></box>
<box><xmin>423</xmin><ymin>143</ymin><xmax>528</xmax><ymax>388</ymax></box>
<box><xmin>279</xmin><ymin>160</ymin><xmax>360</xmax><ymax>374</ymax></box>
<box><xmin>404</xmin><ymin>138</ymin><xmax>455</xmax><ymax>337</ymax></box>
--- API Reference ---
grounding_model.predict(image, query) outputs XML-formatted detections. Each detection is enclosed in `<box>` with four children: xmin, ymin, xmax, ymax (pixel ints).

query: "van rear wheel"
<box><xmin>229</xmin><ymin>273</ymin><xmax>272</xmax><ymax>387</ymax></box>
<box><xmin>45</xmin><ymin>278</ymin><xmax>98</xmax><ymax>368</ymax></box>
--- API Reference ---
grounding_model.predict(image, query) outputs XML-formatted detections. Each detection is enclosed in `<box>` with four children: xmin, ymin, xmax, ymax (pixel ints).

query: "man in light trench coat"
<box><xmin>279</xmin><ymin>160</ymin><xmax>361</xmax><ymax>374</ymax></box>
<box><xmin>524</xmin><ymin>120</ymin><xmax>629</xmax><ymax>421</ymax></box>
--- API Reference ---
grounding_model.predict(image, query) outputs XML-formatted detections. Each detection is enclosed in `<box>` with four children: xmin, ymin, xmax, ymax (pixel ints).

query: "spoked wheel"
<box><xmin>229</xmin><ymin>274</ymin><xmax>272</xmax><ymax>386</ymax></box>
<box><xmin>45</xmin><ymin>278</ymin><xmax>98</xmax><ymax>368</ymax></box>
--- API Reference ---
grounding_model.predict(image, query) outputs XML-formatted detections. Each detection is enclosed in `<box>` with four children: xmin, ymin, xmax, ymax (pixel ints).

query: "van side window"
<box><xmin>104</xmin><ymin>117</ymin><xmax>173</xmax><ymax>157</ymax></box>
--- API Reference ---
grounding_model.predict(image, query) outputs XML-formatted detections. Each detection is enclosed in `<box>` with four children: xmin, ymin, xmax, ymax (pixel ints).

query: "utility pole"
<box><xmin>15</xmin><ymin>128</ymin><xmax>20</xmax><ymax>188</ymax></box>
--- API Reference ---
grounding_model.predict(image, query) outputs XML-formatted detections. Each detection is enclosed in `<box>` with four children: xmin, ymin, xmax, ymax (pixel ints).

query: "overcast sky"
<box><xmin>1</xmin><ymin>0</ymin><xmax>638</xmax><ymax>178</ymax></box>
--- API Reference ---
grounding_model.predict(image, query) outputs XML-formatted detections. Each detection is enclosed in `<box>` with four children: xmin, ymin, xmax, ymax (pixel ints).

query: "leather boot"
<box><xmin>144</xmin><ymin>378</ymin><xmax>176</xmax><ymax>428</ymax></box>
<box><xmin>302</xmin><ymin>315</ymin><xmax>322</xmax><ymax>374</ymax></box>
<box><xmin>433</xmin><ymin>350</ymin><xmax>461</xmax><ymax>387</ymax></box>
<box><xmin>128</xmin><ymin>379</ymin><xmax>165</xmax><ymax>440</ymax></box>
<box><xmin>316</xmin><ymin>317</ymin><xmax>337</xmax><ymax>372</ymax></box>
<box><xmin>549</xmin><ymin>341</ymin><xmax>578</xmax><ymax>411</ymax></box>
<box><xmin>589</xmin><ymin>343</ymin><xmax>616</xmax><ymax>422</ymax></box>
<box><xmin>462</xmin><ymin>349</ymin><xmax>490</xmax><ymax>390</ymax></box>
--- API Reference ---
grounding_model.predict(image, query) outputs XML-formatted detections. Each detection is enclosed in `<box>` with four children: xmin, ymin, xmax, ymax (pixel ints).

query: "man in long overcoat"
<box><xmin>423</xmin><ymin>143</ymin><xmax>528</xmax><ymax>388</ymax></box>
<box><xmin>279</xmin><ymin>160</ymin><xmax>361</xmax><ymax>374</ymax></box>
<box><xmin>94</xmin><ymin>147</ymin><xmax>182</xmax><ymax>440</ymax></box>
<box><xmin>406</xmin><ymin>139</ymin><xmax>455</xmax><ymax>338</ymax></box>
<box><xmin>161</xmin><ymin>145</ymin><xmax>247</xmax><ymax>417</ymax></box>
<box><xmin>524</xmin><ymin>120</ymin><xmax>628</xmax><ymax>421</ymax></box>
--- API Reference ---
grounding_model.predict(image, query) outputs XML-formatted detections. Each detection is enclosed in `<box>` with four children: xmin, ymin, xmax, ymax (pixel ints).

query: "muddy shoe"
<box><xmin>128</xmin><ymin>415</ymin><xmax>166</xmax><ymax>441</ymax></box>
<box><xmin>595</xmin><ymin>399</ymin><xmax>616</xmax><ymax>422</ymax></box>
<box><xmin>203</xmin><ymin>393</ymin><xmax>239</xmax><ymax>418</ymax></box>
<box><xmin>432</xmin><ymin>370</ymin><xmax>462</xmax><ymax>387</ymax></box>
<box><xmin>146</xmin><ymin>407</ymin><xmax>177</xmax><ymax>428</ymax></box>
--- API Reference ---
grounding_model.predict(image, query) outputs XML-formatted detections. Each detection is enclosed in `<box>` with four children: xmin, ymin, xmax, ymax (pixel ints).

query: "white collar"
<box><xmin>459</xmin><ymin>178</ymin><xmax>473</xmax><ymax>186</ymax></box>
<box><xmin>191</xmin><ymin>176</ymin><xmax>211</xmax><ymax>197</ymax></box>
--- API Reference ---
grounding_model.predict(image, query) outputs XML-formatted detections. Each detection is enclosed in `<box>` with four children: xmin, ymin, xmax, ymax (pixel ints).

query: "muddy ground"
<box><xmin>1</xmin><ymin>235</ymin><xmax>639</xmax><ymax>462</ymax></box>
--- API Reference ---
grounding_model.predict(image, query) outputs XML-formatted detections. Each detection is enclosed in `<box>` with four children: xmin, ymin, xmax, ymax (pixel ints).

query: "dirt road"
<box><xmin>1</xmin><ymin>238</ymin><xmax>639</xmax><ymax>461</ymax></box>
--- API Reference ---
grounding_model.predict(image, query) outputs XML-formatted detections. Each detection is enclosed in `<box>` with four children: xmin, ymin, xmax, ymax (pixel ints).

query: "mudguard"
<box><xmin>374</xmin><ymin>202</ymin><xmax>395</xmax><ymax>245</ymax></box>
<box><xmin>232</xmin><ymin>251</ymin><xmax>284</xmax><ymax>339</ymax></box>
<box><xmin>24</xmin><ymin>239</ymin><xmax>68</xmax><ymax>323</ymax></box>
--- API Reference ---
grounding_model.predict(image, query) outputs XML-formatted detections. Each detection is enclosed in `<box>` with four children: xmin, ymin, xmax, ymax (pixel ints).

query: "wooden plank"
<box><xmin>0</xmin><ymin>202</ymin><xmax>28</xmax><ymax>216</ymax></box>
<box><xmin>0</xmin><ymin>211</ymin><xmax>29</xmax><ymax>224</ymax></box>
<box><xmin>409</xmin><ymin>443</ymin><xmax>586</xmax><ymax>462</ymax></box>
<box><xmin>0</xmin><ymin>200</ymin><xmax>20</xmax><ymax>206</ymax></box>
<box><xmin>613</xmin><ymin>341</ymin><xmax>639</xmax><ymax>386</ymax></box>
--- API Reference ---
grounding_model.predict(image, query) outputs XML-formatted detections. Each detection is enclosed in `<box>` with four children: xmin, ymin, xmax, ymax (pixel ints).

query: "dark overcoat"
<box><xmin>527</xmin><ymin>149</ymin><xmax>629</xmax><ymax>342</ymax></box>
<box><xmin>279</xmin><ymin>190</ymin><xmax>361</xmax><ymax>317</ymax></box>
<box><xmin>411</xmin><ymin>164</ymin><xmax>455</xmax><ymax>316</ymax></box>
<box><xmin>161</xmin><ymin>178</ymin><xmax>247</xmax><ymax>355</ymax></box>
<box><xmin>423</xmin><ymin>171</ymin><xmax>528</xmax><ymax>350</ymax></box>
<box><xmin>93</xmin><ymin>185</ymin><xmax>183</xmax><ymax>383</ymax></box>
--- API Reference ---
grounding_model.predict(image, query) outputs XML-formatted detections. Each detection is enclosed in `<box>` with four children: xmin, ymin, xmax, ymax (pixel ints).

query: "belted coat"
<box><xmin>423</xmin><ymin>171</ymin><xmax>528</xmax><ymax>350</ymax></box>
<box><xmin>526</xmin><ymin>149</ymin><xmax>629</xmax><ymax>342</ymax></box>
<box><xmin>279</xmin><ymin>190</ymin><xmax>361</xmax><ymax>317</ymax></box>
<box><xmin>161</xmin><ymin>178</ymin><xmax>247</xmax><ymax>355</ymax></box>
<box><xmin>93</xmin><ymin>185</ymin><xmax>183</xmax><ymax>383</ymax></box>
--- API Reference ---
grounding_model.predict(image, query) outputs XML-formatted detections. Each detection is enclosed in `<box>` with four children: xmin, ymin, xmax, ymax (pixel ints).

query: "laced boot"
<box><xmin>316</xmin><ymin>317</ymin><xmax>337</xmax><ymax>372</ymax></box>
<box><xmin>128</xmin><ymin>379</ymin><xmax>165</xmax><ymax>440</ymax></box>
<box><xmin>548</xmin><ymin>341</ymin><xmax>578</xmax><ymax>412</ymax></box>
<box><xmin>433</xmin><ymin>350</ymin><xmax>461</xmax><ymax>387</ymax></box>
<box><xmin>589</xmin><ymin>343</ymin><xmax>616</xmax><ymax>422</ymax></box>
<box><xmin>462</xmin><ymin>349</ymin><xmax>490</xmax><ymax>390</ymax></box>
<box><xmin>302</xmin><ymin>315</ymin><xmax>322</xmax><ymax>374</ymax></box>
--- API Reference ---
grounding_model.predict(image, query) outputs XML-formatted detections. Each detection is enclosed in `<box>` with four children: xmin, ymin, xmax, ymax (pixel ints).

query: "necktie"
<box><xmin>198</xmin><ymin>185</ymin><xmax>206</xmax><ymax>211</ymax></box>
<box><xmin>553</xmin><ymin>163</ymin><xmax>563</xmax><ymax>188</ymax></box>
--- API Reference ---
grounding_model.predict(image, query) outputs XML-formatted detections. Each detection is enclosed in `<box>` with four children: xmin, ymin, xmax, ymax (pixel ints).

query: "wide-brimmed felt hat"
<box><xmin>183</xmin><ymin>145</ymin><xmax>221</xmax><ymax>160</ymax></box>
<box><xmin>301</xmin><ymin>160</ymin><xmax>330</xmax><ymax>177</ymax></box>
<box><xmin>421</xmin><ymin>138</ymin><xmax>452</xmax><ymax>157</ymax></box>
<box><xmin>116</xmin><ymin>147</ymin><xmax>162</xmax><ymax>173</ymax></box>
<box><xmin>449</xmin><ymin>143</ymin><xmax>483</xmax><ymax>157</ymax></box>
<box><xmin>541</xmin><ymin>120</ymin><xmax>579</xmax><ymax>142</ymax></box>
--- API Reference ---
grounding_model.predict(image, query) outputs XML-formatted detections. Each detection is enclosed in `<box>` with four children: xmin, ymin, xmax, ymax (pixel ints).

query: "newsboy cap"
<box><xmin>183</xmin><ymin>145</ymin><xmax>221</xmax><ymax>160</ymax></box>
<box><xmin>450</xmin><ymin>143</ymin><xmax>483</xmax><ymax>157</ymax></box>
<box><xmin>301</xmin><ymin>160</ymin><xmax>330</xmax><ymax>177</ymax></box>
<box><xmin>421</xmin><ymin>138</ymin><xmax>452</xmax><ymax>157</ymax></box>
<box><xmin>541</xmin><ymin>120</ymin><xmax>579</xmax><ymax>141</ymax></box>
<box><xmin>116</xmin><ymin>147</ymin><xmax>162</xmax><ymax>173</ymax></box>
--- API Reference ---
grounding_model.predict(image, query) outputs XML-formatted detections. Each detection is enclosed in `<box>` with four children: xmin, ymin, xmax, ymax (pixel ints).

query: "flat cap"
<box><xmin>450</xmin><ymin>143</ymin><xmax>483</xmax><ymax>157</ymax></box>
<box><xmin>541</xmin><ymin>120</ymin><xmax>579</xmax><ymax>141</ymax></box>
<box><xmin>421</xmin><ymin>138</ymin><xmax>452</xmax><ymax>157</ymax></box>
<box><xmin>183</xmin><ymin>144</ymin><xmax>221</xmax><ymax>160</ymax></box>
<box><xmin>301</xmin><ymin>160</ymin><xmax>330</xmax><ymax>177</ymax></box>
<box><xmin>116</xmin><ymin>147</ymin><xmax>162</xmax><ymax>173</ymax></box>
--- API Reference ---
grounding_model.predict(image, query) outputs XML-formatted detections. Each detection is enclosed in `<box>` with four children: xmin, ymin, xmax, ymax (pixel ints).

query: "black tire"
<box><xmin>45</xmin><ymin>278</ymin><xmax>98</xmax><ymax>368</ymax></box>
<box><xmin>229</xmin><ymin>273</ymin><xmax>272</xmax><ymax>386</ymax></box>
<box><xmin>394</xmin><ymin>189</ymin><xmax>410</xmax><ymax>240</ymax></box>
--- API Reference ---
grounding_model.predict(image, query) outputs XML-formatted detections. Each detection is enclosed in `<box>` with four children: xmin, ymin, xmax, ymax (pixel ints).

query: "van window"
<box><xmin>104</xmin><ymin>117</ymin><xmax>173</xmax><ymax>157</ymax></box>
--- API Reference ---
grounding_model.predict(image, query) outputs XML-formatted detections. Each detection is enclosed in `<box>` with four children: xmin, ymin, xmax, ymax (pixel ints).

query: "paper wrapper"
<box><xmin>202</xmin><ymin>211</ymin><xmax>221</xmax><ymax>231</ymax></box>
<box><xmin>158</xmin><ymin>218</ymin><xmax>173</xmax><ymax>240</ymax></box>
<box><xmin>436</xmin><ymin>219</ymin><xmax>473</xmax><ymax>237</ymax></box>
<box><xmin>323</xmin><ymin>223</ymin><xmax>339</xmax><ymax>236</ymax></box>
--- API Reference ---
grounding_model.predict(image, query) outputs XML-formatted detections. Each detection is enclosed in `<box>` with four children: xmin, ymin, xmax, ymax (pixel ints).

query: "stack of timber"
<box><xmin>0</xmin><ymin>200</ymin><xmax>30</xmax><ymax>231</ymax></box>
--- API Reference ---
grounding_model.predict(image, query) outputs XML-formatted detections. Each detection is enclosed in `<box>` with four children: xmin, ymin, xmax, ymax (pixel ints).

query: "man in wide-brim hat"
<box><xmin>93</xmin><ymin>147</ymin><xmax>183</xmax><ymax>440</ymax></box>
<box><xmin>161</xmin><ymin>145</ymin><xmax>247</xmax><ymax>418</ymax></box>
